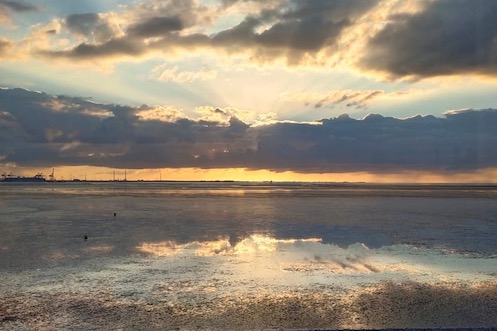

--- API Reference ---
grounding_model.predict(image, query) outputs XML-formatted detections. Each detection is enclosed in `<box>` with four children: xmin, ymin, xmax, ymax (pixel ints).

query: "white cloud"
<box><xmin>151</xmin><ymin>64</ymin><xmax>217</xmax><ymax>83</ymax></box>
<box><xmin>136</xmin><ymin>105</ymin><xmax>188</xmax><ymax>122</ymax></box>
<box><xmin>195</xmin><ymin>105</ymin><xmax>255</xmax><ymax>124</ymax></box>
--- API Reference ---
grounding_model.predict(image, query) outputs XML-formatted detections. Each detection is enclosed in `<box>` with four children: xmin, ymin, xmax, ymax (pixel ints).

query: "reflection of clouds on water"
<box><xmin>136</xmin><ymin>235</ymin><xmax>497</xmax><ymax>284</ymax></box>
<box><xmin>137</xmin><ymin>235</ymin><xmax>323</xmax><ymax>257</ymax></box>
<box><xmin>194</xmin><ymin>238</ymin><xmax>233</xmax><ymax>256</ymax></box>
<box><xmin>2</xmin><ymin>183</ymin><xmax>497</xmax><ymax>329</ymax></box>
<box><xmin>2</xmin><ymin>235</ymin><xmax>497</xmax><ymax>329</ymax></box>
<box><xmin>138</xmin><ymin>241</ymin><xmax>179</xmax><ymax>257</ymax></box>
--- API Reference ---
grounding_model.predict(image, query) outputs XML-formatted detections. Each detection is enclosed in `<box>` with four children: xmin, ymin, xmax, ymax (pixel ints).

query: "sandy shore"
<box><xmin>2</xmin><ymin>281</ymin><xmax>497</xmax><ymax>330</ymax></box>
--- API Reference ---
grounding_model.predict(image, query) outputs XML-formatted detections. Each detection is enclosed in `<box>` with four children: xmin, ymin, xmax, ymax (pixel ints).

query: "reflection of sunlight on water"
<box><xmin>137</xmin><ymin>238</ymin><xmax>234</xmax><ymax>257</ymax></box>
<box><xmin>138</xmin><ymin>241</ymin><xmax>180</xmax><ymax>257</ymax></box>
<box><xmin>195</xmin><ymin>238</ymin><xmax>232</xmax><ymax>256</ymax></box>
<box><xmin>136</xmin><ymin>235</ymin><xmax>497</xmax><ymax>286</ymax></box>
<box><xmin>235</xmin><ymin>235</ymin><xmax>322</xmax><ymax>254</ymax></box>
<box><xmin>3</xmin><ymin>234</ymin><xmax>497</xmax><ymax>330</ymax></box>
<box><xmin>137</xmin><ymin>235</ymin><xmax>323</xmax><ymax>257</ymax></box>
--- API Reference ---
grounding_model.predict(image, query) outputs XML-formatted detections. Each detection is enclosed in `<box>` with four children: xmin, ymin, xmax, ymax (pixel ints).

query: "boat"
<box><xmin>1</xmin><ymin>172</ymin><xmax>47</xmax><ymax>182</ymax></box>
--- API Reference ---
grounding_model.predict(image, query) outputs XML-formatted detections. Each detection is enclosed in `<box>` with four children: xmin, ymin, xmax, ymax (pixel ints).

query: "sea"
<box><xmin>0</xmin><ymin>181</ymin><xmax>496</xmax><ymax>330</ymax></box>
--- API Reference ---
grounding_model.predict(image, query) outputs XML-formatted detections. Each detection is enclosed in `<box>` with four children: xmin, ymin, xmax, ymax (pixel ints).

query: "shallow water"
<box><xmin>1</xmin><ymin>182</ymin><xmax>496</xmax><ymax>329</ymax></box>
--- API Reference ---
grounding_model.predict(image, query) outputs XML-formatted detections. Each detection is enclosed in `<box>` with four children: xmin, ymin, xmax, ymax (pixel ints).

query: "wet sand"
<box><xmin>2</xmin><ymin>281</ymin><xmax>497</xmax><ymax>330</ymax></box>
<box><xmin>2</xmin><ymin>183</ymin><xmax>497</xmax><ymax>330</ymax></box>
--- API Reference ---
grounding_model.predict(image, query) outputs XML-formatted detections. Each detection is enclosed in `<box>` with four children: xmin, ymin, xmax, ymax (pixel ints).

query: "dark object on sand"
<box><xmin>84</xmin><ymin>234</ymin><xmax>88</xmax><ymax>241</ymax></box>
<box><xmin>113</xmin><ymin>212</ymin><xmax>117</xmax><ymax>217</ymax></box>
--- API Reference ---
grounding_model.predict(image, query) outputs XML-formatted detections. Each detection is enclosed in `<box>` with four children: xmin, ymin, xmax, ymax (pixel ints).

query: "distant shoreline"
<box><xmin>1</xmin><ymin>179</ymin><xmax>497</xmax><ymax>186</ymax></box>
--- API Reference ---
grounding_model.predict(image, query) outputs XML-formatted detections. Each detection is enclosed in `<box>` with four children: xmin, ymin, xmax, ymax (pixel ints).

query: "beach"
<box><xmin>1</xmin><ymin>182</ymin><xmax>496</xmax><ymax>330</ymax></box>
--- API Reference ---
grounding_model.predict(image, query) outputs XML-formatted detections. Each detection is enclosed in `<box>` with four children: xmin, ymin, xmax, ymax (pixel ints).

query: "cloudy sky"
<box><xmin>1</xmin><ymin>0</ymin><xmax>497</xmax><ymax>182</ymax></box>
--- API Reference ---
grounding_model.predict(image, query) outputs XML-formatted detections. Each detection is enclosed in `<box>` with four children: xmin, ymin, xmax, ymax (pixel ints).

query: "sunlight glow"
<box><xmin>136</xmin><ymin>235</ymin><xmax>497</xmax><ymax>283</ymax></box>
<box><xmin>2</xmin><ymin>165</ymin><xmax>497</xmax><ymax>183</ymax></box>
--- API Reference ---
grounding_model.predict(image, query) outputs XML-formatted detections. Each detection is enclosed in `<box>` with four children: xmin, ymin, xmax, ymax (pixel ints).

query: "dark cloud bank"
<box><xmin>0</xmin><ymin>0</ymin><xmax>37</xmax><ymax>13</ymax></box>
<box><xmin>1</xmin><ymin>88</ymin><xmax>497</xmax><ymax>173</ymax></box>
<box><xmin>41</xmin><ymin>0</ymin><xmax>497</xmax><ymax>78</ymax></box>
<box><xmin>363</xmin><ymin>0</ymin><xmax>497</xmax><ymax>78</ymax></box>
<box><xmin>43</xmin><ymin>0</ymin><xmax>379</xmax><ymax>64</ymax></box>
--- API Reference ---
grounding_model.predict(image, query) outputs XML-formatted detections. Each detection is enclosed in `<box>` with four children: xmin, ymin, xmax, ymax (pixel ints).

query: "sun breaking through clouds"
<box><xmin>1</xmin><ymin>88</ymin><xmax>497</xmax><ymax>177</ymax></box>
<box><xmin>1</xmin><ymin>0</ymin><xmax>497</xmax><ymax>181</ymax></box>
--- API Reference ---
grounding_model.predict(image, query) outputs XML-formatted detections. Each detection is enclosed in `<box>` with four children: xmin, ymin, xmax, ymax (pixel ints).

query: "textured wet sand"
<box><xmin>2</xmin><ymin>281</ymin><xmax>496</xmax><ymax>330</ymax></box>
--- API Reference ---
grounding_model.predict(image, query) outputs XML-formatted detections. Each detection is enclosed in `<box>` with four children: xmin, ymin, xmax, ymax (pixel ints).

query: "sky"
<box><xmin>1</xmin><ymin>0</ymin><xmax>497</xmax><ymax>182</ymax></box>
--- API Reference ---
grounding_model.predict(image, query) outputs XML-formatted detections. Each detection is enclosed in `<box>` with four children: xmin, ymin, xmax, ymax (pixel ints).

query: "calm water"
<box><xmin>1</xmin><ymin>182</ymin><xmax>497</xmax><ymax>329</ymax></box>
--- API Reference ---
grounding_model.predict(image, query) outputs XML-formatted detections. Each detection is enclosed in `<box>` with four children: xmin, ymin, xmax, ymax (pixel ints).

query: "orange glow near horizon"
<box><xmin>2</xmin><ymin>165</ymin><xmax>497</xmax><ymax>183</ymax></box>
